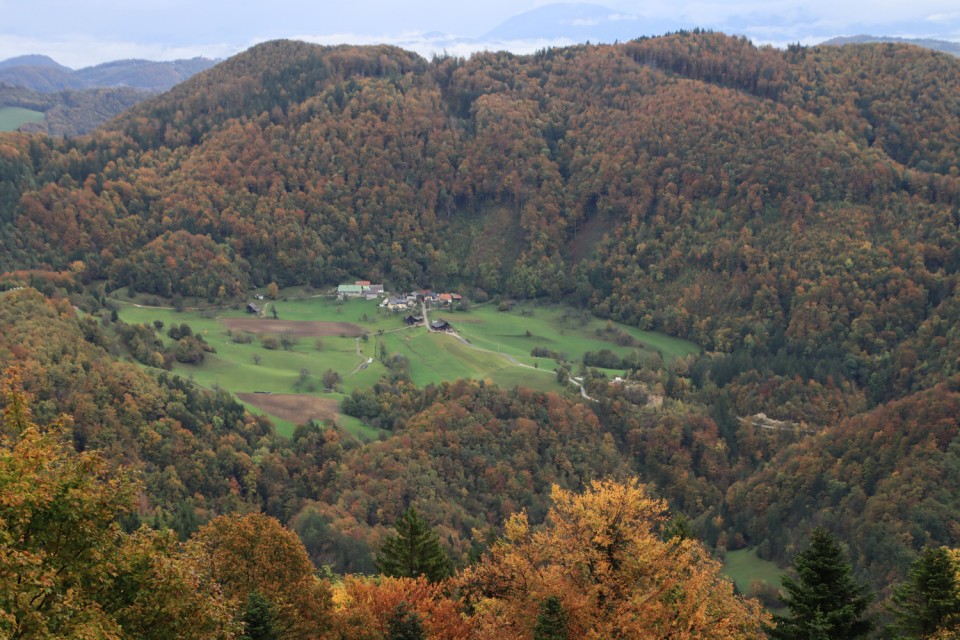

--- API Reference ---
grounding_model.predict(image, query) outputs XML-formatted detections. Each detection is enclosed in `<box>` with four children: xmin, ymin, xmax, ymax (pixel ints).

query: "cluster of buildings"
<box><xmin>335</xmin><ymin>281</ymin><xmax>461</xmax><ymax>333</ymax></box>
<box><xmin>380</xmin><ymin>290</ymin><xmax>462</xmax><ymax>311</ymax></box>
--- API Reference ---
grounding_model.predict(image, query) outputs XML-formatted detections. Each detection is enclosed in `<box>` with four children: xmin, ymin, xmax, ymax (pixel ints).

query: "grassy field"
<box><xmin>0</xmin><ymin>107</ymin><xmax>44</xmax><ymax>131</ymax></box>
<box><xmin>445</xmin><ymin>302</ymin><xmax>699</xmax><ymax>366</ymax></box>
<box><xmin>115</xmin><ymin>293</ymin><xmax>698</xmax><ymax>438</ymax></box>
<box><xmin>116</xmin><ymin>300</ymin><xmax>385</xmax><ymax>439</ymax></box>
<box><xmin>722</xmin><ymin>548</ymin><xmax>785</xmax><ymax>594</ymax></box>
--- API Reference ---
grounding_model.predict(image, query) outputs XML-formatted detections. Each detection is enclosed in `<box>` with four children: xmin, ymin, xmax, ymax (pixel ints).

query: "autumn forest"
<box><xmin>1</xmin><ymin>30</ymin><xmax>960</xmax><ymax>638</ymax></box>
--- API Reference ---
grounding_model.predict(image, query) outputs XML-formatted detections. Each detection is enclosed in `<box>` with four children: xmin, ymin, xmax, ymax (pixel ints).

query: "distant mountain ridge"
<box><xmin>0</xmin><ymin>55</ymin><xmax>217</xmax><ymax>93</ymax></box>
<box><xmin>483</xmin><ymin>2</ymin><xmax>681</xmax><ymax>42</ymax></box>
<box><xmin>0</xmin><ymin>54</ymin><xmax>69</xmax><ymax>70</ymax></box>
<box><xmin>821</xmin><ymin>35</ymin><xmax>960</xmax><ymax>57</ymax></box>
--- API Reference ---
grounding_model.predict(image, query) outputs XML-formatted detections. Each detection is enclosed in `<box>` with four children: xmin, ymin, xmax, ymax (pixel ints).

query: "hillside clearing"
<box><xmin>237</xmin><ymin>393</ymin><xmax>339</xmax><ymax>425</ymax></box>
<box><xmin>0</xmin><ymin>107</ymin><xmax>44</xmax><ymax>131</ymax></box>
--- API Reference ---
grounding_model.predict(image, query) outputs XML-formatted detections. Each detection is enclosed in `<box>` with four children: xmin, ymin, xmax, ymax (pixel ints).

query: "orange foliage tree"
<box><xmin>457</xmin><ymin>478</ymin><xmax>769</xmax><ymax>639</ymax></box>
<box><xmin>187</xmin><ymin>512</ymin><xmax>333</xmax><ymax>640</ymax></box>
<box><xmin>329</xmin><ymin>575</ymin><xmax>469</xmax><ymax>640</ymax></box>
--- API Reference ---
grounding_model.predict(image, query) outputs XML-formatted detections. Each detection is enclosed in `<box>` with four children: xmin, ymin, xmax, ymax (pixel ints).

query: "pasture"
<box><xmin>115</xmin><ymin>292</ymin><xmax>698</xmax><ymax>439</ymax></box>
<box><xmin>722</xmin><ymin>547</ymin><xmax>785</xmax><ymax>612</ymax></box>
<box><xmin>0</xmin><ymin>107</ymin><xmax>44</xmax><ymax>131</ymax></box>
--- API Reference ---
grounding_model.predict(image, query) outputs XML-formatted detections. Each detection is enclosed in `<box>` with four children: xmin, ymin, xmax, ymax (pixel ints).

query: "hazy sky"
<box><xmin>1</xmin><ymin>0</ymin><xmax>958</xmax><ymax>68</ymax></box>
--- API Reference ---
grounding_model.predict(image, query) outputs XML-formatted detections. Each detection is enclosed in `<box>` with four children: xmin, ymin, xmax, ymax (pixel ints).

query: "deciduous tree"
<box><xmin>187</xmin><ymin>513</ymin><xmax>333</xmax><ymax>640</ymax></box>
<box><xmin>457</xmin><ymin>478</ymin><xmax>768</xmax><ymax>639</ymax></box>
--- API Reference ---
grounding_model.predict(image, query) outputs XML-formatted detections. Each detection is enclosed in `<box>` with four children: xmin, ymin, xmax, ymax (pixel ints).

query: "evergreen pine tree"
<box><xmin>889</xmin><ymin>547</ymin><xmax>960</xmax><ymax>638</ymax></box>
<box><xmin>769</xmin><ymin>527</ymin><xmax>873</xmax><ymax>640</ymax></box>
<box><xmin>376</xmin><ymin>507</ymin><xmax>451</xmax><ymax>582</ymax></box>
<box><xmin>386</xmin><ymin>602</ymin><xmax>426</xmax><ymax>640</ymax></box>
<box><xmin>240</xmin><ymin>591</ymin><xmax>280</xmax><ymax>640</ymax></box>
<box><xmin>534</xmin><ymin>595</ymin><xmax>569</xmax><ymax>640</ymax></box>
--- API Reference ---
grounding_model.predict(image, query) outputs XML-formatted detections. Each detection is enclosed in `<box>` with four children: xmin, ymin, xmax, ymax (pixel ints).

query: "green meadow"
<box><xmin>0</xmin><ymin>107</ymin><xmax>44</xmax><ymax>131</ymax></box>
<box><xmin>722</xmin><ymin>548</ymin><xmax>785</xmax><ymax>603</ymax></box>
<box><xmin>442</xmin><ymin>301</ymin><xmax>698</xmax><ymax>366</ymax></box>
<box><xmin>116</xmin><ymin>293</ymin><xmax>698</xmax><ymax>438</ymax></box>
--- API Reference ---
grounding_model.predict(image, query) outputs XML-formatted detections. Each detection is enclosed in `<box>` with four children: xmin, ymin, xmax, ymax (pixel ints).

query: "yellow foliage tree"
<box><xmin>187</xmin><ymin>512</ymin><xmax>333</xmax><ymax>640</ymax></box>
<box><xmin>457</xmin><ymin>478</ymin><xmax>769</xmax><ymax>639</ymax></box>
<box><xmin>0</xmin><ymin>368</ymin><xmax>234</xmax><ymax>640</ymax></box>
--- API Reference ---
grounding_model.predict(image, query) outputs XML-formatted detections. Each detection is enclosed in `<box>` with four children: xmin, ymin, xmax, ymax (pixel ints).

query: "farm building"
<box><xmin>337</xmin><ymin>284</ymin><xmax>364</xmax><ymax>299</ymax></box>
<box><xmin>341</xmin><ymin>281</ymin><xmax>384</xmax><ymax>300</ymax></box>
<box><xmin>430</xmin><ymin>319</ymin><xmax>452</xmax><ymax>332</ymax></box>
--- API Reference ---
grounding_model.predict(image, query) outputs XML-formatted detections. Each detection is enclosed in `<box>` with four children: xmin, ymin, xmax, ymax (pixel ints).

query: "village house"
<box><xmin>383</xmin><ymin>297</ymin><xmax>410</xmax><ymax>311</ymax></box>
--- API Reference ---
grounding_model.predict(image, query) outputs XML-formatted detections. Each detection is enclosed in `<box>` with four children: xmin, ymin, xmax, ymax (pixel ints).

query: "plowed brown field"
<box><xmin>237</xmin><ymin>392</ymin><xmax>339</xmax><ymax>424</ymax></box>
<box><xmin>224</xmin><ymin>318</ymin><xmax>364</xmax><ymax>337</ymax></box>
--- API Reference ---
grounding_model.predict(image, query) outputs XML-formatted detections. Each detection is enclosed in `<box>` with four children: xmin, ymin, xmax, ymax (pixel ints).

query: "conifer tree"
<box><xmin>889</xmin><ymin>546</ymin><xmax>960</xmax><ymax>639</ymax></box>
<box><xmin>241</xmin><ymin>591</ymin><xmax>280</xmax><ymax>640</ymax></box>
<box><xmin>376</xmin><ymin>508</ymin><xmax>451</xmax><ymax>583</ymax></box>
<box><xmin>385</xmin><ymin>602</ymin><xmax>426</xmax><ymax>640</ymax></box>
<box><xmin>770</xmin><ymin>527</ymin><xmax>873</xmax><ymax>639</ymax></box>
<box><xmin>534</xmin><ymin>596</ymin><xmax>569</xmax><ymax>640</ymax></box>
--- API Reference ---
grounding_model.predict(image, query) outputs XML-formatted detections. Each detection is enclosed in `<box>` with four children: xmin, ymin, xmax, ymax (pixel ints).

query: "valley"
<box><xmin>115</xmin><ymin>290</ymin><xmax>697</xmax><ymax>436</ymax></box>
<box><xmin>1</xmin><ymin>30</ymin><xmax>959</xmax><ymax>637</ymax></box>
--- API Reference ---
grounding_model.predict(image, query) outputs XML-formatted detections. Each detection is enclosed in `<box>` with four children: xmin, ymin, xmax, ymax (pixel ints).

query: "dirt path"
<box><xmin>345</xmin><ymin>337</ymin><xmax>373</xmax><ymax>376</ymax></box>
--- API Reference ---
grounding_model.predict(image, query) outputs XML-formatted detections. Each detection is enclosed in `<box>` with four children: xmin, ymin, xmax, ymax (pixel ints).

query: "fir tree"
<box><xmin>889</xmin><ymin>547</ymin><xmax>960</xmax><ymax>639</ymax></box>
<box><xmin>386</xmin><ymin>602</ymin><xmax>426</xmax><ymax>640</ymax></box>
<box><xmin>241</xmin><ymin>591</ymin><xmax>279</xmax><ymax>640</ymax></box>
<box><xmin>769</xmin><ymin>527</ymin><xmax>873</xmax><ymax>639</ymax></box>
<box><xmin>534</xmin><ymin>595</ymin><xmax>569</xmax><ymax>640</ymax></box>
<box><xmin>376</xmin><ymin>508</ymin><xmax>451</xmax><ymax>582</ymax></box>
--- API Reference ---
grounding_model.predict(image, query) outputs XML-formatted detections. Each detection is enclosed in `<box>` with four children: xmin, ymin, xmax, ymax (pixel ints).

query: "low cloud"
<box><xmin>0</xmin><ymin>34</ymin><xmax>239</xmax><ymax>68</ymax></box>
<box><xmin>289</xmin><ymin>31</ymin><xmax>579</xmax><ymax>59</ymax></box>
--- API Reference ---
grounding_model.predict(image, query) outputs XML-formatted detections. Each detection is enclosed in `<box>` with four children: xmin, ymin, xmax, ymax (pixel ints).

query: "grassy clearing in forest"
<box><xmin>447</xmin><ymin>302</ymin><xmax>698</xmax><ymax>366</ymax></box>
<box><xmin>0</xmin><ymin>107</ymin><xmax>44</xmax><ymax>131</ymax></box>
<box><xmin>115</xmin><ymin>293</ymin><xmax>698</xmax><ymax>438</ymax></box>
<box><xmin>722</xmin><ymin>548</ymin><xmax>785</xmax><ymax>594</ymax></box>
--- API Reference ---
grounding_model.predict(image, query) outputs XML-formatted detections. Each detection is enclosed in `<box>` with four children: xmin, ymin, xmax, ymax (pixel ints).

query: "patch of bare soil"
<box><xmin>237</xmin><ymin>393</ymin><xmax>340</xmax><ymax>425</ymax></box>
<box><xmin>224</xmin><ymin>318</ymin><xmax>364</xmax><ymax>337</ymax></box>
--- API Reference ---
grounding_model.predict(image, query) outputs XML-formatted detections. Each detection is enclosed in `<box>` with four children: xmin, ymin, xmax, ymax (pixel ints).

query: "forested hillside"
<box><xmin>2</xmin><ymin>31</ymin><xmax>960</xmax><ymax>623</ymax></box>
<box><xmin>0</xmin><ymin>83</ymin><xmax>148</xmax><ymax>136</ymax></box>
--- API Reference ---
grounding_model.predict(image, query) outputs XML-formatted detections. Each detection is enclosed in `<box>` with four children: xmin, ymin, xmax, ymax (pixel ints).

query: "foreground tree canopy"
<box><xmin>0</xmin><ymin>383</ymin><xmax>766</xmax><ymax>639</ymax></box>
<box><xmin>458</xmin><ymin>478</ymin><xmax>769</xmax><ymax>639</ymax></box>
